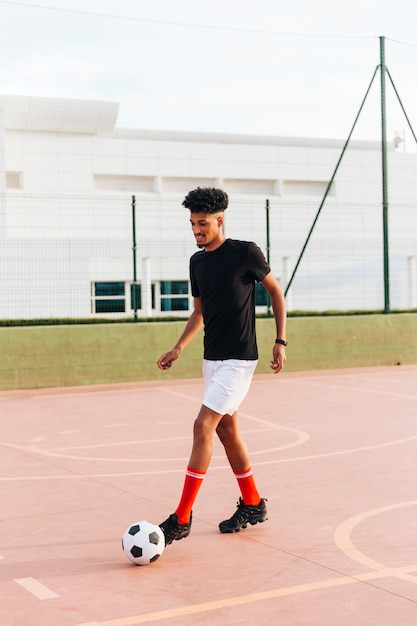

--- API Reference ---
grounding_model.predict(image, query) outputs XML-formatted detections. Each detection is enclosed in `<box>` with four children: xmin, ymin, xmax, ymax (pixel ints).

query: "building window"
<box><xmin>6</xmin><ymin>171</ymin><xmax>22</xmax><ymax>189</ymax></box>
<box><xmin>160</xmin><ymin>280</ymin><xmax>189</xmax><ymax>311</ymax></box>
<box><xmin>94</xmin><ymin>175</ymin><xmax>155</xmax><ymax>192</ymax></box>
<box><xmin>91</xmin><ymin>280</ymin><xmax>189</xmax><ymax>315</ymax></box>
<box><xmin>162</xmin><ymin>177</ymin><xmax>217</xmax><ymax>193</ymax></box>
<box><xmin>223</xmin><ymin>178</ymin><xmax>276</xmax><ymax>195</ymax></box>
<box><xmin>255</xmin><ymin>282</ymin><xmax>269</xmax><ymax>306</ymax></box>
<box><xmin>130</xmin><ymin>283</ymin><xmax>142</xmax><ymax>310</ymax></box>
<box><xmin>282</xmin><ymin>180</ymin><xmax>334</xmax><ymax>196</ymax></box>
<box><xmin>92</xmin><ymin>281</ymin><xmax>126</xmax><ymax>313</ymax></box>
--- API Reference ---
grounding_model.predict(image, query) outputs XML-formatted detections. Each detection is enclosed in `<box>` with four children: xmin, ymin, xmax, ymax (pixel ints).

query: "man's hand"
<box><xmin>270</xmin><ymin>343</ymin><xmax>286</xmax><ymax>374</ymax></box>
<box><xmin>157</xmin><ymin>347</ymin><xmax>181</xmax><ymax>370</ymax></box>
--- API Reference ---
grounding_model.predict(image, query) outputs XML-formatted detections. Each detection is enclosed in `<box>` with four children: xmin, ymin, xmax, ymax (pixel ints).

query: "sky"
<box><xmin>0</xmin><ymin>0</ymin><xmax>417</xmax><ymax>149</ymax></box>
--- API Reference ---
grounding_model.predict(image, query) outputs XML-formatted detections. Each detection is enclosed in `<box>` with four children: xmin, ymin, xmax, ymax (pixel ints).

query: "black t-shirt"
<box><xmin>190</xmin><ymin>239</ymin><xmax>270</xmax><ymax>360</ymax></box>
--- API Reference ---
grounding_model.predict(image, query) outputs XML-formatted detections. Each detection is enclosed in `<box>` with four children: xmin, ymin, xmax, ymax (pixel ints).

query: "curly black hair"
<box><xmin>182</xmin><ymin>187</ymin><xmax>228</xmax><ymax>214</ymax></box>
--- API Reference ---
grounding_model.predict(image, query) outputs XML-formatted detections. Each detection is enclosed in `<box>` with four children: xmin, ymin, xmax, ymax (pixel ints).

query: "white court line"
<box><xmin>334</xmin><ymin>500</ymin><xmax>417</xmax><ymax>576</ymax></box>
<box><xmin>75</xmin><ymin>565</ymin><xmax>417</xmax><ymax>626</ymax></box>
<box><xmin>296</xmin><ymin>379</ymin><xmax>417</xmax><ymax>401</ymax></box>
<box><xmin>14</xmin><ymin>577</ymin><xmax>59</xmax><ymax>600</ymax></box>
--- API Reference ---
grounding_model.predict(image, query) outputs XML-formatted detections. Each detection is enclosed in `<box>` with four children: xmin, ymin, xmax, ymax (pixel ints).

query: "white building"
<box><xmin>0</xmin><ymin>94</ymin><xmax>416</xmax><ymax>319</ymax></box>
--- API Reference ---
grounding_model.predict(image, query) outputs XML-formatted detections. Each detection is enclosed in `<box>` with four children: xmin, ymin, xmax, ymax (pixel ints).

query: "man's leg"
<box><xmin>216</xmin><ymin>412</ymin><xmax>268</xmax><ymax>533</ymax></box>
<box><xmin>159</xmin><ymin>404</ymin><xmax>222</xmax><ymax>545</ymax></box>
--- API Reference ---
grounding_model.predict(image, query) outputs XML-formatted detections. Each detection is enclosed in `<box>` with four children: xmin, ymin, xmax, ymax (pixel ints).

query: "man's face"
<box><xmin>189</xmin><ymin>212</ymin><xmax>224</xmax><ymax>250</ymax></box>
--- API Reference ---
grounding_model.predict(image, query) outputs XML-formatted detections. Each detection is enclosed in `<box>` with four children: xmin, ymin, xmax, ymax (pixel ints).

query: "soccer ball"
<box><xmin>122</xmin><ymin>520</ymin><xmax>165</xmax><ymax>566</ymax></box>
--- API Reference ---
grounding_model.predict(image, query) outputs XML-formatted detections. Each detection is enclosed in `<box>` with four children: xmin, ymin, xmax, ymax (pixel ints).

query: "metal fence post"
<box><xmin>132</xmin><ymin>195</ymin><xmax>138</xmax><ymax>321</ymax></box>
<box><xmin>265</xmin><ymin>198</ymin><xmax>271</xmax><ymax>317</ymax></box>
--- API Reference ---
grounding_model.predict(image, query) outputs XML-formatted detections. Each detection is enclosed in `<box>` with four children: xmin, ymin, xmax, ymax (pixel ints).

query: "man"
<box><xmin>157</xmin><ymin>187</ymin><xmax>286</xmax><ymax>545</ymax></box>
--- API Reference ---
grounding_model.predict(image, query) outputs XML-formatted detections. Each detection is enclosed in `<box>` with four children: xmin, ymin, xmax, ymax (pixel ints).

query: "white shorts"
<box><xmin>202</xmin><ymin>359</ymin><xmax>258</xmax><ymax>416</ymax></box>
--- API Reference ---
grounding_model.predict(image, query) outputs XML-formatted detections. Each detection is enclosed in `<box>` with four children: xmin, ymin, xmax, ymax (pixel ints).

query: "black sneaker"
<box><xmin>219</xmin><ymin>498</ymin><xmax>268</xmax><ymax>533</ymax></box>
<box><xmin>159</xmin><ymin>513</ymin><xmax>192</xmax><ymax>546</ymax></box>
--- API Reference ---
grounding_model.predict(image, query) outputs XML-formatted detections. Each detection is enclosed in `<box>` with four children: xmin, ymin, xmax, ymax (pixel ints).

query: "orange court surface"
<box><xmin>1</xmin><ymin>364</ymin><xmax>417</xmax><ymax>626</ymax></box>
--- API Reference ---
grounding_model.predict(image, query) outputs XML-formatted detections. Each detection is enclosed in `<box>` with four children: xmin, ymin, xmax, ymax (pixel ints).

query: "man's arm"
<box><xmin>157</xmin><ymin>297</ymin><xmax>204</xmax><ymax>370</ymax></box>
<box><xmin>261</xmin><ymin>272</ymin><xmax>287</xmax><ymax>374</ymax></box>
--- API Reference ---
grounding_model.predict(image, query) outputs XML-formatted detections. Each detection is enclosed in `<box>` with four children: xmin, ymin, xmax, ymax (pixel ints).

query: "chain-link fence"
<box><xmin>1</xmin><ymin>190</ymin><xmax>416</xmax><ymax>321</ymax></box>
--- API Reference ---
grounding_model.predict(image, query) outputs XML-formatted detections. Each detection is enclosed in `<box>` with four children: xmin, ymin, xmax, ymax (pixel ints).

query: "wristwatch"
<box><xmin>275</xmin><ymin>338</ymin><xmax>287</xmax><ymax>346</ymax></box>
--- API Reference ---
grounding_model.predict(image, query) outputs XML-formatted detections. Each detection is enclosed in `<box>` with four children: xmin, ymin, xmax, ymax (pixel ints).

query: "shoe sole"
<box><xmin>219</xmin><ymin>515</ymin><xmax>268</xmax><ymax>534</ymax></box>
<box><xmin>174</xmin><ymin>530</ymin><xmax>190</xmax><ymax>541</ymax></box>
<box><xmin>163</xmin><ymin>530</ymin><xmax>190</xmax><ymax>545</ymax></box>
<box><xmin>160</xmin><ymin>527</ymin><xmax>191</xmax><ymax>545</ymax></box>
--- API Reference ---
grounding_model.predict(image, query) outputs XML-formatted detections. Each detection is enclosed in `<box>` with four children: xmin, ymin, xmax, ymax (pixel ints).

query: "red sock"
<box><xmin>234</xmin><ymin>467</ymin><xmax>261</xmax><ymax>505</ymax></box>
<box><xmin>174</xmin><ymin>467</ymin><xmax>205</xmax><ymax>524</ymax></box>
